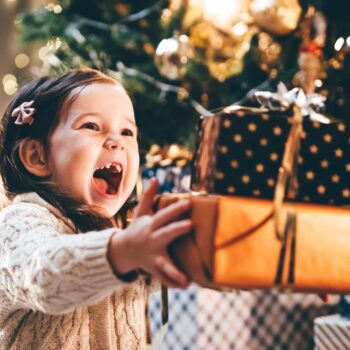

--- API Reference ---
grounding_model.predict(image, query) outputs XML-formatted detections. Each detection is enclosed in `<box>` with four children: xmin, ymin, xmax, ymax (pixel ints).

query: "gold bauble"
<box><xmin>190</xmin><ymin>21</ymin><xmax>255</xmax><ymax>80</ymax></box>
<box><xmin>254</xmin><ymin>32</ymin><xmax>282</xmax><ymax>72</ymax></box>
<box><xmin>154</xmin><ymin>34</ymin><xmax>193</xmax><ymax>80</ymax></box>
<box><xmin>168</xmin><ymin>0</ymin><xmax>256</xmax><ymax>80</ymax></box>
<box><xmin>250</xmin><ymin>0</ymin><xmax>302</xmax><ymax>35</ymax></box>
<box><xmin>186</xmin><ymin>0</ymin><xmax>251</xmax><ymax>33</ymax></box>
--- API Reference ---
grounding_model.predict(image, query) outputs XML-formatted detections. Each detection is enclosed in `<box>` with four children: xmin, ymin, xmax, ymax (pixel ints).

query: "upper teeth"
<box><xmin>99</xmin><ymin>163</ymin><xmax>122</xmax><ymax>173</ymax></box>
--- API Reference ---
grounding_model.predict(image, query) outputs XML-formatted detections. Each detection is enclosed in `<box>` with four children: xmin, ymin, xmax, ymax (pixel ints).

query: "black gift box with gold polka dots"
<box><xmin>191</xmin><ymin>107</ymin><xmax>350</xmax><ymax>206</ymax></box>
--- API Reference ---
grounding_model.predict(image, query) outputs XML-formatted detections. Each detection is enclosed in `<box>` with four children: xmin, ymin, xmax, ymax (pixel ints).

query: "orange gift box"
<box><xmin>157</xmin><ymin>193</ymin><xmax>350</xmax><ymax>294</ymax></box>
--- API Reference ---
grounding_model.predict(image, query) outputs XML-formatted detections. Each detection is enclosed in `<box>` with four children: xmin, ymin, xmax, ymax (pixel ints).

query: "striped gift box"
<box><xmin>314</xmin><ymin>314</ymin><xmax>350</xmax><ymax>349</ymax></box>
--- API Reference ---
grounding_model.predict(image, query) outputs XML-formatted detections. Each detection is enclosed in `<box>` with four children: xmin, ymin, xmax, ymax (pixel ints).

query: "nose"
<box><xmin>104</xmin><ymin>135</ymin><xmax>125</xmax><ymax>150</ymax></box>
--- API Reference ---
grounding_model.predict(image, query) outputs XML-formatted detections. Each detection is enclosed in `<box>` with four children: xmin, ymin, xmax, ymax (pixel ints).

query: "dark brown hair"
<box><xmin>0</xmin><ymin>69</ymin><xmax>135</xmax><ymax>232</ymax></box>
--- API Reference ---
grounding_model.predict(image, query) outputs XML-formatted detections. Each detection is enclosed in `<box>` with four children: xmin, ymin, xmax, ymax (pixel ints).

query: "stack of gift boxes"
<box><xmin>144</xmin><ymin>86</ymin><xmax>350</xmax><ymax>347</ymax></box>
<box><xmin>189</xmin><ymin>90</ymin><xmax>350</xmax><ymax>347</ymax></box>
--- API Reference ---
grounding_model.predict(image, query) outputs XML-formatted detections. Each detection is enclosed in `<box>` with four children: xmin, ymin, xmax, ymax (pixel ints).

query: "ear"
<box><xmin>19</xmin><ymin>139</ymin><xmax>51</xmax><ymax>177</ymax></box>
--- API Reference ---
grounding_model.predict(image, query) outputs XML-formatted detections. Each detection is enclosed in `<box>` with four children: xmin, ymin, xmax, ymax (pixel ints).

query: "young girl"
<box><xmin>0</xmin><ymin>69</ymin><xmax>192</xmax><ymax>349</ymax></box>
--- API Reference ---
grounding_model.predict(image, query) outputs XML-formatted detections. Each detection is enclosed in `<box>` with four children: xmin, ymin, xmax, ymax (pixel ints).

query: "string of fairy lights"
<box><xmin>2</xmin><ymin>0</ymin><xmax>350</xmax><ymax>117</ymax></box>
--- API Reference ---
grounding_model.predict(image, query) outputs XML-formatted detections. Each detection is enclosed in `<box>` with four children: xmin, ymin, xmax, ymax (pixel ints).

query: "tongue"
<box><xmin>94</xmin><ymin>178</ymin><xmax>109</xmax><ymax>194</ymax></box>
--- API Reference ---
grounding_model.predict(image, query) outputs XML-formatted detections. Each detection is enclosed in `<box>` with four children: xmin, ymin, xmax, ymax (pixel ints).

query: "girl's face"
<box><xmin>47</xmin><ymin>83</ymin><xmax>139</xmax><ymax>218</ymax></box>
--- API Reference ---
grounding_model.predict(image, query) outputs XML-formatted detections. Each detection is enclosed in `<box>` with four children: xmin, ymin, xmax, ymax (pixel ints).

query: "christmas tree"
<box><xmin>17</xmin><ymin>0</ymin><xmax>350</xmax><ymax>152</ymax></box>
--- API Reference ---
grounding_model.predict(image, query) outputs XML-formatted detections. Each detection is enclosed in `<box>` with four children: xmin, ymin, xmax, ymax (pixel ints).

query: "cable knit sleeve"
<box><xmin>0</xmin><ymin>201</ymin><xmax>128</xmax><ymax>315</ymax></box>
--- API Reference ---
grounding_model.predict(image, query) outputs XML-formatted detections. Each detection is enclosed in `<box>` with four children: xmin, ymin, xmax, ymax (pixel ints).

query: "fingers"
<box><xmin>134</xmin><ymin>178</ymin><xmax>159</xmax><ymax>217</ymax></box>
<box><xmin>152</xmin><ymin>199</ymin><xmax>191</xmax><ymax>230</ymax></box>
<box><xmin>153</xmin><ymin>219</ymin><xmax>193</xmax><ymax>246</ymax></box>
<box><xmin>154</xmin><ymin>255</ymin><xmax>189</xmax><ymax>289</ymax></box>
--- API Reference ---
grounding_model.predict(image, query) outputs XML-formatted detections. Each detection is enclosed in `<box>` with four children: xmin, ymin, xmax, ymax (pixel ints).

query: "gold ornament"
<box><xmin>250</xmin><ymin>0</ymin><xmax>302</xmax><ymax>35</ymax></box>
<box><xmin>144</xmin><ymin>143</ymin><xmax>192</xmax><ymax>168</ymax></box>
<box><xmin>254</xmin><ymin>32</ymin><xmax>282</xmax><ymax>73</ymax></box>
<box><xmin>154</xmin><ymin>34</ymin><xmax>193</xmax><ymax>80</ymax></box>
<box><xmin>144</xmin><ymin>144</ymin><xmax>162</xmax><ymax>168</ymax></box>
<box><xmin>185</xmin><ymin>0</ymin><xmax>251</xmax><ymax>33</ymax></box>
<box><xmin>189</xmin><ymin>20</ymin><xmax>255</xmax><ymax>80</ymax></box>
<box><xmin>174</xmin><ymin>0</ymin><xmax>254</xmax><ymax>80</ymax></box>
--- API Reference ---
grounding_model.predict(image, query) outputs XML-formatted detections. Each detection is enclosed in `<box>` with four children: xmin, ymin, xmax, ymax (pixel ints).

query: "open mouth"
<box><xmin>93</xmin><ymin>162</ymin><xmax>123</xmax><ymax>196</ymax></box>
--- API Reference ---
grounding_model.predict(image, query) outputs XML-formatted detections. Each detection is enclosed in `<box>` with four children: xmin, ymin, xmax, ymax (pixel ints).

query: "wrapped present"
<box><xmin>156</xmin><ymin>84</ymin><xmax>350</xmax><ymax>293</ymax></box>
<box><xmin>314</xmin><ymin>314</ymin><xmax>350</xmax><ymax>350</ymax></box>
<box><xmin>191</xmin><ymin>84</ymin><xmax>350</xmax><ymax>205</ymax></box>
<box><xmin>157</xmin><ymin>193</ymin><xmax>350</xmax><ymax>293</ymax></box>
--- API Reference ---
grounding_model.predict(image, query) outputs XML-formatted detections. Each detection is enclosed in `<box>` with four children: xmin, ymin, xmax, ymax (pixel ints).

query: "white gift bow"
<box><xmin>255</xmin><ymin>82</ymin><xmax>330</xmax><ymax>124</ymax></box>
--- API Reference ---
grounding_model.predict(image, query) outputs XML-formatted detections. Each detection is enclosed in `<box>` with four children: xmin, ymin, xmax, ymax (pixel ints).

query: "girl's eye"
<box><xmin>121</xmin><ymin>128</ymin><xmax>134</xmax><ymax>137</ymax></box>
<box><xmin>81</xmin><ymin>122</ymin><xmax>99</xmax><ymax>131</ymax></box>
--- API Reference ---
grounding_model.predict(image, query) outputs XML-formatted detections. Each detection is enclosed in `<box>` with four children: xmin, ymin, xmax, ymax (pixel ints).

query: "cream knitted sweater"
<box><xmin>0</xmin><ymin>192</ymin><xmax>155</xmax><ymax>350</ymax></box>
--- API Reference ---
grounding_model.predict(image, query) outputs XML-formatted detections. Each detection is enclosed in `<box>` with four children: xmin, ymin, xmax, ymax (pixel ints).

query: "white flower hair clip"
<box><xmin>11</xmin><ymin>100</ymin><xmax>35</xmax><ymax>126</ymax></box>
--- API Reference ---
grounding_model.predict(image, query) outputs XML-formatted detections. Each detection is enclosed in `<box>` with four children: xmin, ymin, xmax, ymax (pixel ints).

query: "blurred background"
<box><xmin>1</xmin><ymin>1</ymin><xmax>349</xmax><ymax>348</ymax></box>
<box><xmin>0</xmin><ymin>0</ymin><xmax>38</xmax><ymax>111</ymax></box>
<box><xmin>1</xmin><ymin>0</ymin><xmax>350</xmax><ymax>153</ymax></box>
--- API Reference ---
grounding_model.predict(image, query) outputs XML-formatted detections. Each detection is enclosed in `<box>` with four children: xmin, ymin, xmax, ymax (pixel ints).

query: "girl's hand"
<box><xmin>108</xmin><ymin>178</ymin><xmax>192</xmax><ymax>289</ymax></box>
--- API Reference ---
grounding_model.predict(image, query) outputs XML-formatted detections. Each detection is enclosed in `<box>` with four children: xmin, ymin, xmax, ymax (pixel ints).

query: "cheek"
<box><xmin>126</xmin><ymin>145</ymin><xmax>139</xmax><ymax>181</ymax></box>
<box><xmin>130</xmin><ymin>146</ymin><xmax>140</xmax><ymax>171</ymax></box>
<box><xmin>48</xmin><ymin>137</ymin><xmax>95</xmax><ymax>182</ymax></box>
